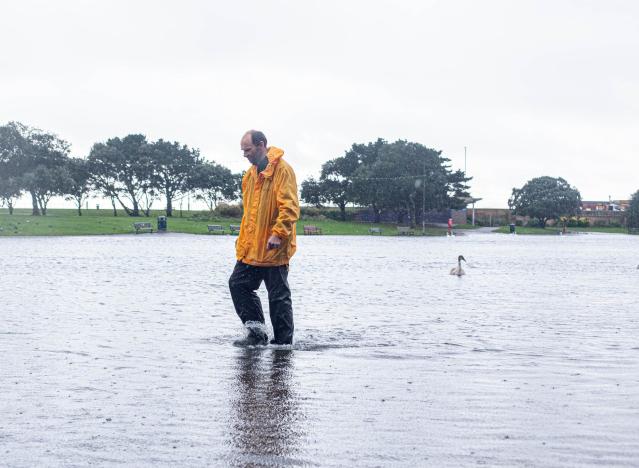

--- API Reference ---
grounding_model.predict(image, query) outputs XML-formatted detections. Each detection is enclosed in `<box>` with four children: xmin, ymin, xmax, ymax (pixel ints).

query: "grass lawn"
<box><xmin>0</xmin><ymin>208</ymin><xmax>477</xmax><ymax>237</ymax></box>
<box><xmin>494</xmin><ymin>225</ymin><xmax>629</xmax><ymax>235</ymax></box>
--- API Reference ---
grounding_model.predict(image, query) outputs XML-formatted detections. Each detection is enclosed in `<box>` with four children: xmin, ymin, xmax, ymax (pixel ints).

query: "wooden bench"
<box><xmin>207</xmin><ymin>224</ymin><xmax>225</xmax><ymax>234</ymax></box>
<box><xmin>133</xmin><ymin>222</ymin><xmax>153</xmax><ymax>234</ymax></box>
<box><xmin>229</xmin><ymin>224</ymin><xmax>241</xmax><ymax>235</ymax></box>
<box><xmin>369</xmin><ymin>227</ymin><xmax>382</xmax><ymax>235</ymax></box>
<box><xmin>397</xmin><ymin>226</ymin><xmax>414</xmax><ymax>236</ymax></box>
<box><xmin>303</xmin><ymin>225</ymin><xmax>322</xmax><ymax>235</ymax></box>
<box><xmin>629</xmin><ymin>227</ymin><xmax>639</xmax><ymax>235</ymax></box>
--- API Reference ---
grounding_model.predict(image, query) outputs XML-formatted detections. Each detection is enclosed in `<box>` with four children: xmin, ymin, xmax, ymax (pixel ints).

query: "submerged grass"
<box><xmin>0</xmin><ymin>208</ymin><xmax>478</xmax><ymax>237</ymax></box>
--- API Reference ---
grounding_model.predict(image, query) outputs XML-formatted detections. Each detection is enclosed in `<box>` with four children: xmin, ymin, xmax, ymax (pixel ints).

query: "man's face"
<box><xmin>241</xmin><ymin>134</ymin><xmax>266</xmax><ymax>166</ymax></box>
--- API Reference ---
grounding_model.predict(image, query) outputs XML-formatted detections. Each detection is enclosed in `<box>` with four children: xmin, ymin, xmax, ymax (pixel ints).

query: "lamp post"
<box><xmin>422</xmin><ymin>157</ymin><xmax>426</xmax><ymax>235</ymax></box>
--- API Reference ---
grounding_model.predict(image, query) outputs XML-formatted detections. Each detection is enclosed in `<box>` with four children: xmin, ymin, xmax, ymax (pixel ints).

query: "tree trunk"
<box><xmin>37</xmin><ymin>196</ymin><xmax>47</xmax><ymax>216</ymax></box>
<box><xmin>8</xmin><ymin>200</ymin><xmax>14</xmax><ymax>215</ymax></box>
<box><xmin>338</xmin><ymin>201</ymin><xmax>346</xmax><ymax>221</ymax></box>
<box><xmin>115</xmin><ymin>195</ymin><xmax>134</xmax><ymax>216</ymax></box>
<box><xmin>166</xmin><ymin>197</ymin><xmax>173</xmax><ymax>217</ymax></box>
<box><xmin>407</xmin><ymin>196</ymin><xmax>416</xmax><ymax>229</ymax></box>
<box><xmin>372</xmin><ymin>204</ymin><xmax>381</xmax><ymax>224</ymax></box>
<box><xmin>113</xmin><ymin>194</ymin><xmax>133</xmax><ymax>216</ymax></box>
<box><xmin>77</xmin><ymin>200</ymin><xmax>82</xmax><ymax>216</ymax></box>
<box><xmin>131</xmin><ymin>199</ymin><xmax>140</xmax><ymax>216</ymax></box>
<box><xmin>30</xmin><ymin>190</ymin><xmax>40</xmax><ymax>216</ymax></box>
<box><xmin>110</xmin><ymin>196</ymin><xmax>118</xmax><ymax>216</ymax></box>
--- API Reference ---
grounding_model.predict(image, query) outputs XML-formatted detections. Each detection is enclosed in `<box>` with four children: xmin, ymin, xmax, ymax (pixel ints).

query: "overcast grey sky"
<box><xmin>1</xmin><ymin>0</ymin><xmax>637</xmax><ymax>207</ymax></box>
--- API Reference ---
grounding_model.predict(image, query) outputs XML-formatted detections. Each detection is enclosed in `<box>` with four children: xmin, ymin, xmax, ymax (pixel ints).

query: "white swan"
<box><xmin>450</xmin><ymin>255</ymin><xmax>466</xmax><ymax>276</ymax></box>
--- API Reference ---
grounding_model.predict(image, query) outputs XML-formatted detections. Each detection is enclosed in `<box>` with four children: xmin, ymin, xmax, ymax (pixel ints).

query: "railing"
<box><xmin>580</xmin><ymin>210</ymin><xmax>625</xmax><ymax>218</ymax></box>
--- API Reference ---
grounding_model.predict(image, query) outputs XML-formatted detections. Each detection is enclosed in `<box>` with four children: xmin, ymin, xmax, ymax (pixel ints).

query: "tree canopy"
<box><xmin>0</xmin><ymin>122</ymin><xmax>71</xmax><ymax>215</ymax></box>
<box><xmin>190</xmin><ymin>161</ymin><xmax>240</xmax><ymax>212</ymax></box>
<box><xmin>301</xmin><ymin>138</ymin><xmax>471</xmax><ymax>225</ymax></box>
<box><xmin>628</xmin><ymin>190</ymin><xmax>639</xmax><ymax>229</ymax></box>
<box><xmin>88</xmin><ymin>134</ymin><xmax>153</xmax><ymax>217</ymax></box>
<box><xmin>63</xmin><ymin>157</ymin><xmax>92</xmax><ymax>216</ymax></box>
<box><xmin>147</xmin><ymin>139</ymin><xmax>203</xmax><ymax>216</ymax></box>
<box><xmin>1</xmin><ymin>122</ymin><xmax>240</xmax><ymax>217</ymax></box>
<box><xmin>508</xmin><ymin>176</ymin><xmax>581</xmax><ymax>227</ymax></box>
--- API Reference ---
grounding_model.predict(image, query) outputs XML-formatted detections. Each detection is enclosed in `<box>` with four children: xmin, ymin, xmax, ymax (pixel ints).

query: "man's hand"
<box><xmin>267</xmin><ymin>234</ymin><xmax>281</xmax><ymax>250</ymax></box>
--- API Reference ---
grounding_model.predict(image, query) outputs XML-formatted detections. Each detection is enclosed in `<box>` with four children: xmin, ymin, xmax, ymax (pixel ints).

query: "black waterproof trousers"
<box><xmin>228</xmin><ymin>261</ymin><xmax>294</xmax><ymax>344</ymax></box>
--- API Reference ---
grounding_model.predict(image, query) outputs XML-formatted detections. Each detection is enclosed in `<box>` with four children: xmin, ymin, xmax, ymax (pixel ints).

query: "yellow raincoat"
<box><xmin>235</xmin><ymin>146</ymin><xmax>300</xmax><ymax>266</ymax></box>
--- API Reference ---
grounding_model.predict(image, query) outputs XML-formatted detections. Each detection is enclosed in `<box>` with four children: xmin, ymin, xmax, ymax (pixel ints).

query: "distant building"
<box><xmin>579</xmin><ymin>199</ymin><xmax>629</xmax><ymax>226</ymax></box>
<box><xmin>581</xmin><ymin>200</ymin><xmax>630</xmax><ymax>212</ymax></box>
<box><xmin>464</xmin><ymin>208</ymin><xmax>512</xmax><ymax>227</ymax></box>
<box><xmin>466</xmin><ymin>198</ymin><xmax>631</xmax><ymax>228</ymax></box>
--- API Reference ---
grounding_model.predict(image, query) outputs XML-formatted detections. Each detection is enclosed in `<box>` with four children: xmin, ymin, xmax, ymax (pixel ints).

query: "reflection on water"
<box><xmin>228</xmin><ymin>349</ymin><xmax>304</xmax><ymax>466</ymax></box>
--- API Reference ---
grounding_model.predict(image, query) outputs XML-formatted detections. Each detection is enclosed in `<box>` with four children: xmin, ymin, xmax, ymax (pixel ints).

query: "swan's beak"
<box><xmin>460</xmin><ymin>256</ymin><xmax>466</xmax><ymax>262</ymax></box>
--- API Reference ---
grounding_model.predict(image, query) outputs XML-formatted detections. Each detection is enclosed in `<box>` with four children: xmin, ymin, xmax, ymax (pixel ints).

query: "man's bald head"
<box><xmin>243</xmin><ymin>130</ymin><xmax>267</xmax><ymax>148</ymax></box>
<box><xmin>241</xmin><ymin>130</ymin><xmax>268</xmax><ymax>166</ymax></box>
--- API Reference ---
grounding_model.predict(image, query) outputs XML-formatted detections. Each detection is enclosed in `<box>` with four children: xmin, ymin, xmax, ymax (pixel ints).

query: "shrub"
<box><xmin>214</xmin><ymin>203</ymin><xmax>243</xmax><ymax>218</ymax></box>
<box><xmin>526</xmin><ymin>218</ymin><xmax>541</xmax><ymax>227</ymax></box>
<box><xmin>324</xmin><ymin>209</ymin><xmax>355</xmax><ymax>221</ymax></box>
<box><xmin>300</xmin><ymin>206</ymin><xmax>322</xmax><ymax>218</ymax></box>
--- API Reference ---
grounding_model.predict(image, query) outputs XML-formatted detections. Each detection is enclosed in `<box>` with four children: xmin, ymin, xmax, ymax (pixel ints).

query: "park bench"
<box><xmin>229</xmin><ymin>224</ymin><xmax>241</xmax><ymax>235</ymax></box>
<box><xmin>133</xmin><ymin>222</ymin><xmax>153</xmax><ymax>234</ymax></box>
<box><xmin>397</xmin><ymin>226</ymin><xmax>414</xmax><ymax>236</ymax></box>
<box><xmin>303</xmin><ymin>225</ymin><xmax>322</xmax><ymax>235</ymax></box>
<box><xmin>629</xmin><ymin>227</ymin><xmax>639</xmax><ymax>235</ymax></box>
<box><xmin>207</xmin><ymin>224</ymin><xmax>225</xmax><ymax>234</ymax></box>
<box><xmin>369</xmin><ymin>227</ymin><xmax>382</xmax><ymax>235</ymax></box>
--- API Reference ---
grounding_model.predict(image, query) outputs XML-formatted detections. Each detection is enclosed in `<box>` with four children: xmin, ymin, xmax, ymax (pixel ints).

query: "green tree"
<box><xmin>351</xmin><ymin>140</ymin><xmax>471</xmax><ymax>226</ymax></box>
<box><xmin>302</xmin><ymin>139</ymin><xmax>385</xmax><ymax>220</ymax></box>
<box><xmin>300</xmin><ymin>177</ymin><xmax>325</xmax><ymax>208</ymax></box>
<box><xmin>301</xmin><ymin>139</ymin><xmax>471</xmax><ymax>226</ymax></box>
<box><xmin>190</xmin><ymin>161</ymin><xmax>240</xmax><ymax>212</ymax></box>
<box><xmin>147</xmin><ymin>139</ymin><xmax>202</xmax><ymax>217</ymax></box>
<box><xmin>88</xmin><ymin>134</ymin><xmax>152</xmax><ymax>217</ymax></box>
<box><xmin>0</xmin><ymin>122</ymin><xmax>70</xmax><ymax>215</ymax></box>
<box><xmin>63</xmin><ymin>157</ymin><xmax>92</xmax><ymax>216</ymax></box>
<box><xmin>87</xmin><ymin>156</ymin><xmax>119</xmax><ymax>216</ymax></box>
<box><xmin>22</xmin><ymin>165</ymin><xmax>72</xmax><ymax>215</ymax></box>
<box><xmin>300</xmin><ymin>175</ymin><xmax>353</xmax><ymax>218</ymax></box>
<box><xmin>508</xmin><ymin>176</ymin><xmax>581</xmax><ymax>228</ymax></box>
<box><xmin>627</xmin><ymin>190</ymin><xmax>639</xmax><ymax>229</ymax></box>
<box><xmin>0</xmin><ymin>131</ymin><xmax>21</xmax><ymax>214</ymax></box>
<box><xmin>0</xmin><ymin>174</ymin><xmax>21</xmax><ymax>214</ymax></box>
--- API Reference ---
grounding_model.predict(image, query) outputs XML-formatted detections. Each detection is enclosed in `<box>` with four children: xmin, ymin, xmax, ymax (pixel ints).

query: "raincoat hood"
<box><xmin>255</xmin><ymin>146</ymin><xmax>284</xmax><ymax>179</ymax></box>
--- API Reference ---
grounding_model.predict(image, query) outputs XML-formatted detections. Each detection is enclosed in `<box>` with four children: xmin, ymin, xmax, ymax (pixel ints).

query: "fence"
<box><xmin>354</xmin><ymin>208</ymin><xmax>466</xmax><ymax>225</ymax></box>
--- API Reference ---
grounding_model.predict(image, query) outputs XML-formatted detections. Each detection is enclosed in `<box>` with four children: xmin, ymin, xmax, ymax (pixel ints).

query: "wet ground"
<box><xmin>2</xmin><ymin>232</ymin><xmax>639</xmax><ymax>467</ymax></box>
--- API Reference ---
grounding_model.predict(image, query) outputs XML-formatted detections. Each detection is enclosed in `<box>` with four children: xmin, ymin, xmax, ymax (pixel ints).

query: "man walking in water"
<box><xmin>229</xmin><ymin>130</ymin><xmax>300</xmax><ymax>346</ymax></box>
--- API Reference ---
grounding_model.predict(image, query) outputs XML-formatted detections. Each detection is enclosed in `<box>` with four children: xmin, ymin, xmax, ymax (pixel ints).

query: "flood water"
<box><xmin>1</xmin><ymin>231</ymin><xmax>639</xmax><ymax>467</ymax></box>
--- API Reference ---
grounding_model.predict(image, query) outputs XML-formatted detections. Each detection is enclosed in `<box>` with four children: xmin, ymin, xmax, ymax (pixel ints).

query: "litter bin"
<box><xmin>157</xmin><ymin>216</ymin><xmax>167</xmax><ymax>232</ymax></box>
<box><xmin>509</xmin><ymin>223</ymin><xmax>516</xmax><ymax>234</ymax></box>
